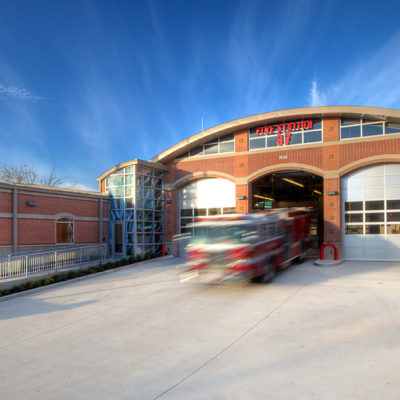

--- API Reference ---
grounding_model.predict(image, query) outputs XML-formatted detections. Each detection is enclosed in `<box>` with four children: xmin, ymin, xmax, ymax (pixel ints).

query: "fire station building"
<box><xmin>98</xmin><ymin>106</ymin><xmax>400</xmax><ymax>261</ymax></box>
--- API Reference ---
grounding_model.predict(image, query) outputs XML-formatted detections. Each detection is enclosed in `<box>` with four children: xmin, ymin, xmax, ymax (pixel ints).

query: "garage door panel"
<box><xmin>365</xmin><ymin>247</ymin><xmax>385</xmax><ymax>259</ymax></box>
<box><xmin>342</xmin><ymin>163</ymin><xmax>400</xmax><ymax>260</ymax></box>
<box><xmin>344</xmin><ymin>235</ymin><xmax>365</xmax><ymax>247</ymax></box>
<box><xmin>387</xmin><ymin>187</ymin><xmax>400</xmax><ymax>198</ymax></box>
<box><xmin>384</xmin><ymin>236</ymin><xmax>400</xmax><ymax>248</ymax></box>
<box><xmin>384</xmin><ymin>248</ymin><xmax>400</xmax><ymax>259</ymax></box>
<box><xmin>343</xmin><ymin>246</ymin><xmax>364</xmax><ymax>259</ymax></box>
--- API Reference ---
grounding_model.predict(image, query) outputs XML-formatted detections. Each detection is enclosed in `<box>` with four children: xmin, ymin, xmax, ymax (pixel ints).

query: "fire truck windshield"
<box><xmin>191</xmin><ymin>224</ymin><xmax>257</xmax><ymax>245</ymax></box>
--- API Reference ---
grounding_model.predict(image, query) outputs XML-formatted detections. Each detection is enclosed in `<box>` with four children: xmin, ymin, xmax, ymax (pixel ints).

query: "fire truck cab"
<box><xmin>180</xmin><ymin>209</ymin><xmax>311</xmax><ymax>283</ymax></box>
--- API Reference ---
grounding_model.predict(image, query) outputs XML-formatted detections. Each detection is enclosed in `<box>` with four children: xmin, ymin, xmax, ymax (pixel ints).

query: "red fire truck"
<box><xmin>179</xmin><ymin>209</ymin><xmax>312</xmax><ymax>283</ymax></box>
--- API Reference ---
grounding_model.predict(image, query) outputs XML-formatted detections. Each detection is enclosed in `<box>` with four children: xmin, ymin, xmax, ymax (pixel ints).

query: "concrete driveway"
<box><xmin>0</xmin><ymin>257</ymin><xmax>399</xmax><ymax>400</ymax></box>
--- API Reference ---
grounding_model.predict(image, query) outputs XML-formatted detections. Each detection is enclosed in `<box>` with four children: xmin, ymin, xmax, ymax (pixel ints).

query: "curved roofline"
<box><xmin>97</xmin><ymin>158</ymin><xmax>167</xmax><ymax>183</ymax></box>
<box><xmin>150</xmin><ymin>106</ymin><xmax>400</xmax><ymax>164</ymax></box>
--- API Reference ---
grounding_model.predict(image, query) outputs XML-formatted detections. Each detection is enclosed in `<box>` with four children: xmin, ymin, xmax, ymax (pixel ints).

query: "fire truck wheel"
<box><xmin>294</xmin><ymin>249</ymin><xmax>307</xmax><ymax>264</ymax></box>
<box><xmin>253</xmin><ymin>261</ymin><xmax>276</xmax><ymax>284</ymax></box>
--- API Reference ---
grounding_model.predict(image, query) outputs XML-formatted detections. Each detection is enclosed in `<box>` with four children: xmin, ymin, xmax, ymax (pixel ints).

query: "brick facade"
<box><xmin>0</xmin><ymin>183</ymin><xmax>108</xmax><ymax>254</ymax></box>
<box><xmin>156</xmin><ymin>108</ymin><xmax>400</xmax><ymax>254</ymax></box>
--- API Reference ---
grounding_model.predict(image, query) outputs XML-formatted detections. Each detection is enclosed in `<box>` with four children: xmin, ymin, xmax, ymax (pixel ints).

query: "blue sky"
<box><xmin>1</xmin><ymin>0</ymin><xmax>400</xmax><ymax>190</ymax></box>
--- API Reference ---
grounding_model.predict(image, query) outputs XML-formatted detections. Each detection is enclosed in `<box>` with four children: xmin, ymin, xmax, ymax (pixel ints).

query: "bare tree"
<box><xmin>39</xmin><ymin>165</ymin><xmax>65</xmax><ymax>187</ymax></box>
<box><xmin>0</xmin><ymin>162</ymin><xmax>65</xmax><ymax>187</ymax></box>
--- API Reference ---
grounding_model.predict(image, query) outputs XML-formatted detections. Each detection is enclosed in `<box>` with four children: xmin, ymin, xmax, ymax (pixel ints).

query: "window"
<box><xmin>177</xmin><ymin>133</ymin><xmax>235</xmax><ymax>159</ymax></box>
<box><xmin>340</xmin><ymin>118</ymin><xmax>397</xmax><ymax>139</ymax></box>
<box><xmin>56</xmin><ymin>218</ymin><xmax>73</xmax><ymax>243</ymax></box>
<box><xmin>249</xmin><ymin>119</ymin><xmax>323</xmax><ymax>150</ymax></box>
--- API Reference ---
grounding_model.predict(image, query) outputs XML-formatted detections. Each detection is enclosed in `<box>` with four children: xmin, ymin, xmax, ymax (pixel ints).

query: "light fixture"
<box><xmin>327</xmin><ymin>191</ymin><xmax>338</xmax><ymax>196</ymax></box>
<box><xmin>313</xmin><ymin>190</ymin><xmax>322</xmax><ymax>195</ymax></box>
<box><xmin>282</xmin><ymin>178</ymin><xmax>304</xmax><ymax>188</ymax></box>
<box><xmin>236</xmin><ymin>195</ymin><xmax>247</xmax><ymax>200</ymax></box>
<box><xmin>254</xmin><ymin>194</ymin><xmax>274</xmax><ymax>201</ymax></box>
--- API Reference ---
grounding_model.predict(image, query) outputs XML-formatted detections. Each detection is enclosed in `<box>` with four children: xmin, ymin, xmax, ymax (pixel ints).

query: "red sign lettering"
<box><xmin>255</xmin><ymin>119</ymin><xmax>314</xmax><ymax>136</ymax></box>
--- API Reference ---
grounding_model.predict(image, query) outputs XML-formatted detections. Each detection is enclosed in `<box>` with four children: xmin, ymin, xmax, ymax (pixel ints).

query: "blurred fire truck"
<box><xmin>179</xmin><ymin>209</ymin><xmax>312</xmax><ymax>283</ymax></box>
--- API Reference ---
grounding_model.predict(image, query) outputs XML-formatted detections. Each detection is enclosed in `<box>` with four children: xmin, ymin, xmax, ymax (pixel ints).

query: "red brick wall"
<box><xmin>236</xmin><ymin>185</ymin><xmax>250</xmax><ymax>213</ymax></box>
<box><xmin>168</xmin><ymin>157</ymin><xmax>235</xmax><ymax>184</ymax></box>
<box><xmin>323</xmin><ymin>118</ymin><xmax>339</xmax><ymax>142</ymax></box>
<box><xmin>75</xmin><ymin>221</ymin><xmax>99</xmax><ymax>243</ymax></box>
<box><xmin>248</xmin><ymin>147</ymin><xmax>324</xmax><ymax>176</ymax></box>
<box><xmin>235</xmin><ymin>129</ymin><xmax>248</xmax><ymax>152</ymax></box>
<box><xmin>340</xmin><ymin>138</ymin><xmax>400</xmax><ymax>170</ymax></box>
<box><xmin>18</xmin><ymin>219</ymin><xmax>54</xmax><ymax>245</ymax></box>
<box><xmin>164</xmin><ymin>189</ymin><xmax>177</xmax><ymax>243</ymax></box>
<box><xmin>0</xmin><ymin>192</ymin><xmax>12</xmax><ymax>213</ymax></box>
<box><xmin>0</xmin><ymin>218</ymin><xmax>12</xmax><ymax>245</ymax></box>
<box><xmin>18</xmin><ymin>194</ymin><xmax>99</xmax><ymax>218</ymax></box>
<box><xmin>323</xmin><ymin>178</ymin><xmax>341</xmax><ymax>243</ymax></box>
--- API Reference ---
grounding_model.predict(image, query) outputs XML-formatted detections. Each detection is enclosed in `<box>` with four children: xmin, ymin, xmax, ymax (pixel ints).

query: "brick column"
<box><xmin>322</xmin><ymin>117</ymin><xmax>342</xmax><ymax>253</ymax></box>
<box><xmin>234</xmin><ymin>129</ymin><xmax>251</xmax><ymax>213</ymax></box>
<box><xmin>323</xmin><ymin>178</ymin><xmax>341</xmax><ymax>242</ymax></box>
<box><xmin>164</xmin><ymin>188</ymin><xmax>177</xmax><ymax>243</ymax></box>
<box><xmin>12</xmin><ymin>187</ymin><xmax>17</xmax><ymax>252</ymax></box>
<box><xmin>235</xmin><ymin>184</ymin><xmax>250</xmax><ymax>213</ymax></box>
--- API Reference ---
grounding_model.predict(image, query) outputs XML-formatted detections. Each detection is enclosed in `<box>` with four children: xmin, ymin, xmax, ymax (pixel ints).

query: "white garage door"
<box><xmin>342</xmin><ymin>163</ymin><xmax>400</xmax><ymax>260</ymax></box>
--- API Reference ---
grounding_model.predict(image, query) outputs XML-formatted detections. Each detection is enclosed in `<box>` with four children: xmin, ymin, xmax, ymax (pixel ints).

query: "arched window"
<box><xmin>179</xmin><ymin>178</ymin><xmax>236</xmax><ymax>234</ymax></box>
<box><xmin>56</xmin><ymin>218</ymin><xmax>74</xmax><ymax>243</ymax></box>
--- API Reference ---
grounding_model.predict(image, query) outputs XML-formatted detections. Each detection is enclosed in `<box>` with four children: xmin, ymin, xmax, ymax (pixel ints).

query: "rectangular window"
<box><xmin>345</xmin><ymin>201</ymin><xmax>363</xmax><ymax>211</ymax></box>
<box><xmin>387</xmin><ymin>212</ymin><xmax>400</xmax><ymax>222</ymax></box>
<box><xmin>365</xmin><ymin>213</ymin><xmax>384</xmax><ymax>222</ymax></box>
<box><xmin>194</xmin><ymin>208</ymin><xmax>207</xmax><ymax>216</ymax></box>
<box><xmin>387</xmin><ymin>199</ymin><xmax>400</xmax><ymax>209</ymax></box>
<box><xmin>267</xmin><ymin>136</ymin><xmax>278</xmax><ymax>147</ymax></box>
<box><xmin>341</xmin><ymin>118</ymin><xmax>361</xmax><ymax>126</ymax></box>
<box><xmin>387</xmin><ymin>224</ymin><xmax>400</xmax><ymax>234</ymax></box>
<box><xmin>204</xmin><ymin>143</ymin><xmax>218</xmax><ymax>155</ymax></box>
<box><xmin>341</xmin><ymin>125</ymin><xmax>361</xmax><ymax>139</ymax></box>
<box><xmin>365</xmin><ymin>200</ymin><xmax>384</xmax><ymax>210</ymax></box>
<box><xmin>345</xmin><ymin>213</ymin><xmax>363</xmax><ymax>223</ymax></box>
<box><xmin>385</xmin><ymin>123</ymin><xmax>400</xmax><ymax>134</ymax></box>
<box><xmin>289</xmin><ymin>132</ymin><xmax>302</xmax><ymax>145</ymax></box>
<box><xmin>249</xmin><ymin>137</ymin><xmax>265</xmax><ymax>149</ymax></box>
<box><xmin>208</xmin><ymin>208</ymin><xmax>221</xmax><ymax>216</ymax></box>
<box><xmin>304</xmin><ymin>131</ymin><xmax>322</xmax><ymax>143</ymax></box>
<box><xmin>220</xmin><ymin>141</ymin><xmax>234</xmax><ymax>153</ymax></box>
<box><xmin>363</xmin><ymin>123</ymin><xmax>383</xmax><ymax>137</ymax></box>
<box><xmin>190</xmin><ymin>146</ymin><xmax>204</xmax><ymax>156</ymax></box>
<box><xmin>220</xmin><ymin>133</ymin><xmax>234</xmax><ymax>142</ymax></box>
<box><xmin>345</xmin><ymin>225</ymin><xmax>363</xmax><ymax>234</ymax></box>
<box><xmin>365</xmin><ymin>225</ymin><xmax>385</xmax><ymax>234</ymax></box>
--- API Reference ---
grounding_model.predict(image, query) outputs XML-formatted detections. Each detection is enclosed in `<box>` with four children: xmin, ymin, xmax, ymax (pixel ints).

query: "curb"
<box><xmin>314</xmin><ymin>258</ymin><xmax>344</xmax><ymax>267</ymax></box>
<box><xmin>0</xmin><ymin>255</ymin><xmax>174</xmax><ymax>302</ymax></box>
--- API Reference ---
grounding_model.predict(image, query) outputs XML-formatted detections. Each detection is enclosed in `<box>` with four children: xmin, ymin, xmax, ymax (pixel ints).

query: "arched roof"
<box><xmin>150</xmin><ymin>106</ymin><xmax>400</xmax><ymax>164</ymax></box>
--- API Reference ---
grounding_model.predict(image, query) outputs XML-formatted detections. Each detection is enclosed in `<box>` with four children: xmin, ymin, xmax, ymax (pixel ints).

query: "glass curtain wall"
<box><xmin>105</xmin><ymin>165</ymin><xmax>164</xmax><ymax>256</ymax></box>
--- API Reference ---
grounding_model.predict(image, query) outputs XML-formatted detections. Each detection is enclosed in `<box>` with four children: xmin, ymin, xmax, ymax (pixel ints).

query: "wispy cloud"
<box><xmin>0</xmin><ymin>83</ymin><xmax>43</xmax><ymax>101</ymax></box>
<box><xmin>310</xmin><ymin>81</ymin><xmax>328</xmax><ymax>107</ymax></box>
<box><xmin>309</xmin><ymin>31</ymin><xmax>400</xmax><ymax>108</ymax></box>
